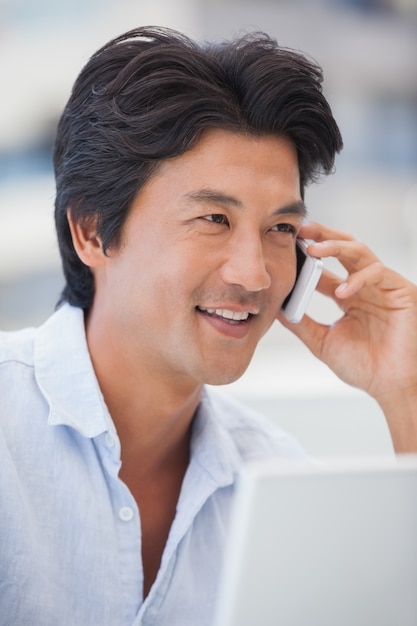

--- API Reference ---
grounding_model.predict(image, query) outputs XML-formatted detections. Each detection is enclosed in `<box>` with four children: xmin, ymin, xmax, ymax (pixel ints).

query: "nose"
<box><xmin>220</xmin><ymin>232</ymin><xmax>271</xmax><ymax>292</ymax></box>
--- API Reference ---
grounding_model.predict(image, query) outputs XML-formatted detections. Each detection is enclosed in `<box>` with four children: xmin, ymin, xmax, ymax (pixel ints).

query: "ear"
<box><xmin>67</xmin><ymin>209</ymin><xmax>106</xmax><ymax>268</ymax></box>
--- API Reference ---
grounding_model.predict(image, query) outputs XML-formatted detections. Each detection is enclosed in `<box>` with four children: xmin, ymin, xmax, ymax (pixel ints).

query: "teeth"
<box><xmin>200</xmin><ymin>307</ymin><xmax>250</xmax><ymax>321</ymax></box>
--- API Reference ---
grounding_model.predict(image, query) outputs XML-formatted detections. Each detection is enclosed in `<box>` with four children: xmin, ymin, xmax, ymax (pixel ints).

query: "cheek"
<box><xmin>269</xmin><ymin>252</ymin><xmax>298</xmax><ymax>301</ymax></box>
<box><xmin>136</xmin><ymin>250</ymin><xmax>200</xmax><ymax>316</ymax></box>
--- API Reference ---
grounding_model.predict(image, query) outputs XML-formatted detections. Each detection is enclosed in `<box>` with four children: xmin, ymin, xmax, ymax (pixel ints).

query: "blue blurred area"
<box><xmin>0</xmin><ymin>145</ymin><xmax>53</xmax><ymax>182</ymax></box>
<box><xmin>1</xmin><ymin>0</ymin><xmax>416</xmax><ymax>325</ymax></box>
<box><xmin>1</xmin><ymin>0</ymin><xmax>415</xmax><ymax>455</ymax></box>
<box><xmin>0</xmin><ymin>0</ymin><xmax>417</xmax><ymax>327</ymax></box>
<box><xmin>0</xmin><ymin>0</ymin><xmax>417</xmax><ymax>304</ymax></box>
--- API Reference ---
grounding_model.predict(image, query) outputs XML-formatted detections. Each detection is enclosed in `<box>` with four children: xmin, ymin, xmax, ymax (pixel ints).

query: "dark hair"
<box><xmin>54</xmin><ymin>25</ymin><xmax>343</xmax><ymax>309</ymax></box>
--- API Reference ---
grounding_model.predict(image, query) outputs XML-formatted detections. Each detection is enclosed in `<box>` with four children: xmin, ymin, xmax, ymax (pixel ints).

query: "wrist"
<box><xmin>375</xmin><ymin>385</ymin><xmax>417</xmax><ymax>453</ymax></box>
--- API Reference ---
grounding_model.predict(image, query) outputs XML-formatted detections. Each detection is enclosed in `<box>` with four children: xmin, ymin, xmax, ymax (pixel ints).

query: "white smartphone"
<box><xmin>281</xmin><ymin>239</ymin><xmax>323</xmax><ymax>323</ymax></box>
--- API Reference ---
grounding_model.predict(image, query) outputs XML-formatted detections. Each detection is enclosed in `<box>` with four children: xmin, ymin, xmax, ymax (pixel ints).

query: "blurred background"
<box><xmin>1</xmin><ymin>0</ymin><xmax>416</xmax><ymax>456</ymax></box>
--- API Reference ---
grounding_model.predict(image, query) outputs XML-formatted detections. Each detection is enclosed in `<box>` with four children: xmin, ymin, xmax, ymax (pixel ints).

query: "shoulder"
<box><xmin>203</xmin><ymin>386</ymin><xmax>308</xmax><ymax>461</ymax></box>
<box><xmin>0</xmin><ymin>326</ymin><xmax>36</xmax><ymax>368</ymax></box>
<box><xmin>0</xmin><ymin>325</ymin><xmax>43</xmax><ymax>438</ymax></box>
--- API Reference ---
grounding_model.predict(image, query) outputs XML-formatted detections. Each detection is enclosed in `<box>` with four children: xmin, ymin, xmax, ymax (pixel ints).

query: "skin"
<box><xmin>69</xmin><ymin>129</ymin><xmax>306</xmax><ymax>596</ymax></box>
<box><xmin>279</xmin><ymin>221</ymin><xmax>417</xmax><ymax>452</ymax></box>
<box><xmin>68</xmin><ymin>128</ymin><xmax>417</xmax><ymax>595</ymax></box>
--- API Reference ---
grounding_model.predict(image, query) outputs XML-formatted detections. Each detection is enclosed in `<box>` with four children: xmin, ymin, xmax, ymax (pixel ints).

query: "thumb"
<box><xmin>276</xmin><ymin>311</ymin><xmax>328</xmax><ymax>361</ymax></box>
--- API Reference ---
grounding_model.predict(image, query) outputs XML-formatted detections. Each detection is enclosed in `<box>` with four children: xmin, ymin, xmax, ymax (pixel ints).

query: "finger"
<box><xmin>308</xmin><ymin>239</ymin><xmax>380</xmax><ymax>274</ymax></box>
<box><xmin>299</xmin><ymin>222</ymin><xmax>355</xmax><ymax>243</ymax></box>
<box><xmin>334</xmin><ymin>262</ymin><xmax>415</xmax><ymax>301</ymax></box>
<box><xmin>318</xmin><ymin>262</ymin><xmax>403</xmax><ymax>302</ymax></box>
<box><xmin>316</xmin><ymin>269</ymin><xmax>345</xmax><ymax>299</ymax></box>
<box><xmin>277</xmin><ymin>310</ymin><xmax>329</xmax><ymax>360</ymax></box>
<box><xmin>298</xmin><ymin>222</ymin><xmax>380</xmax><ymax>274</ymax></box>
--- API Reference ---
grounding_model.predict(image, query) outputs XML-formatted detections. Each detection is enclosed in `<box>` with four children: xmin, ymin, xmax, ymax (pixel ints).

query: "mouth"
<box><xmin>196</xmin><ymin>306</ymin><xmax>254</xmax><ymax>325</ymax></box>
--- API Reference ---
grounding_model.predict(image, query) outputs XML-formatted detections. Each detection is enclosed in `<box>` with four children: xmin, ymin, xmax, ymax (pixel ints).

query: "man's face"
<box><xmin>92</xmin><ymin>129</ymin><xmax>304</xmax><ymax>388</ymax></box>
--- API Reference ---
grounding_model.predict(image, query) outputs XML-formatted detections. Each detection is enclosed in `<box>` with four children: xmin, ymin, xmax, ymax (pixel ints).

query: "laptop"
<box><xmin>213</xmin><ymin>456</ymin><xmax>417</xmax><ymax>626</ymax></box>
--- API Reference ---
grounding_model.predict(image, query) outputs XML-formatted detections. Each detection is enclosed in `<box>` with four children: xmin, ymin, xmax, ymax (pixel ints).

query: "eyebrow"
<box><xmin>182</xmin><ymin>188</ymin><xmax>308</xmax><ymax>219</ymax></box>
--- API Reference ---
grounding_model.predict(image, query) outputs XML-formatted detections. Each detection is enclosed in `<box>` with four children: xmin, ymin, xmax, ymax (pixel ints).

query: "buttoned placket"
<box><xmin>94</xmin><ymin>429</ymin><xmax>144</xmax><ymax>624</ymax></box>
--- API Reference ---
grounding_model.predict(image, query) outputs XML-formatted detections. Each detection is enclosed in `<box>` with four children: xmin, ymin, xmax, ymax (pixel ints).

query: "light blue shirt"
<box><xmin>0</xmin><ymin>304</ymin><xmax>306</xmax><ymax>626</ymax></box>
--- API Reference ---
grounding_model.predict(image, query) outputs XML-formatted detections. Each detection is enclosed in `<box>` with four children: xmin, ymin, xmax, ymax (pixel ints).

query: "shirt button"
<box><xmin>119</xmin><ymin>506</ymin><xmax>134</xmax><ymax>522</ymax></box>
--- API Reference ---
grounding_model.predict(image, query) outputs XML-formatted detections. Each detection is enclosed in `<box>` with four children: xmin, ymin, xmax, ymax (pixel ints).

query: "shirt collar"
<box><xmin>160</xmin><ymin>388</ymin><xmax>242</xmax><ymax>564</ymax></box>
<box><xmin>34</xmin><ymin>304</ymin><xmax>111</xmax><ymax>438</ymax></box>
<box><xmin>190</xmin><ymin>387</ymin><xmax>242</xmax><ymax>487</ymax></box>
<box><xmin>33</xmin><ymin>304</ymin><xmax>245</xmax><ymax>484</ymax></box>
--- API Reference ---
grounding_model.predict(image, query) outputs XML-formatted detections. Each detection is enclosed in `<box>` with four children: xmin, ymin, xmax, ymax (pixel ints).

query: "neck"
<box><xmin>84</xmin><ymin>306</ymin><xmax>203</xmax><ymax>472</ymax></box>
<box><xmin>84</xmin><ymin>304</ymin><xmax>204</xmax><ymax>598</ymax></box>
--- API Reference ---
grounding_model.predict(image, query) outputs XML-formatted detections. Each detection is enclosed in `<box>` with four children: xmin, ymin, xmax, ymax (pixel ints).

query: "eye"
<box><xmin>270</xmin><ymin>223</ymin><xmax>297</xmax><ymax>235</ymax></box>
<box><xmin>202</xmin><ymin>214</ymin><xmax>230</xmax><ymax>226</ymax></box>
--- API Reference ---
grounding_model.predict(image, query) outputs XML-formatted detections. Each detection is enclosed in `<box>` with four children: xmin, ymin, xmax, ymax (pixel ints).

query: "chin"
<box><xmin>202</xmin><ymin>364</ymin><xmax>250</xmax><ymax>387</ymax></box>
<box><xmin>192</xmin><ymin>346</ymin><xmax>256</xmax><ymax>386</ymax></box>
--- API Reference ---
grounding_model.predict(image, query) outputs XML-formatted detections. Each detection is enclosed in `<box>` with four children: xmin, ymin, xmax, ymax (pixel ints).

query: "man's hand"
<box><xmin>277</xmin><ymin>222</ymin><xmax>417</xmax><ymax>452</ymax></box>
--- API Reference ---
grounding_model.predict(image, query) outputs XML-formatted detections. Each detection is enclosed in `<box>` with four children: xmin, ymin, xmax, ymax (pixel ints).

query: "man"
<box><xmin>1</xmin><ymin>26</ymin><xmax>417</xmax><ymax>626</ymax></box>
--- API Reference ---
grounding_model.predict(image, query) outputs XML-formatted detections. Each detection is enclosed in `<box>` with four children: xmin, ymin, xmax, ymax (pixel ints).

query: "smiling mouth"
<box><xmin>197</xmin><ymin>306</ymin><xmax>253</xmax><ymax>324</ymax></box>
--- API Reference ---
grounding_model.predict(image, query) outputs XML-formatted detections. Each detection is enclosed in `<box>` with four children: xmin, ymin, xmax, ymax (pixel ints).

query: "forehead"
<box><xmin>172</xmin><ymin>128</ymin><xmax>297</xmax><ymax>167</ymax></box>
<box><xmin>151</xmin><ymin>129</ymin><xmax>300</xmax><ymax>192</ymax></box>
<box><xmin>125</xmin><ymin>130</ymin><xmax>303</xmax><ymax>231</ymax></box>
<box><xmin>123</xmin><ymin>129</ymin><xmax>303</xmax><ymax>241</ymax></box>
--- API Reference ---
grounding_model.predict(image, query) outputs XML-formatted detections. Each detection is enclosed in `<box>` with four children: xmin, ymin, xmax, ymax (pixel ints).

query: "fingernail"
<box><xmin>335</xmin><ymin>282</ymin><xmax>348</xmax><ymax>295</ymax></box>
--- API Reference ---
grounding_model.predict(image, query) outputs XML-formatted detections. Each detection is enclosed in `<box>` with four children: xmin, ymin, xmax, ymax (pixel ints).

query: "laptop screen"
<box><xmin>213</xmin><ymin>456</ymin><xmax>417</xmax><ymax>626</ymax></box>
